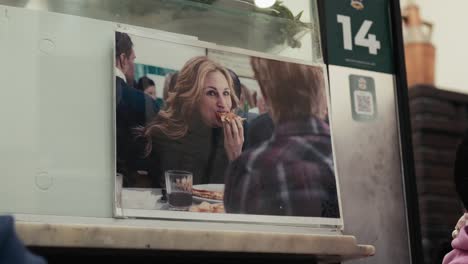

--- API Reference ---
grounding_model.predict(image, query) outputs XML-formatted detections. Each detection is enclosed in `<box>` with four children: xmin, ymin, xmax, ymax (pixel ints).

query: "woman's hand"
<box><xmin>223</xmin><ymin>117</ymin><xmax>244</xmax><ymax>161</ymax></box>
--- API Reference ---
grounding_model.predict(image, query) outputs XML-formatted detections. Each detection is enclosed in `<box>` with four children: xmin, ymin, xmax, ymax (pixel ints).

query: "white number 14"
<box><xmin>337</xmin><ymin>15</ymin><xmax>381</xmax><ymax>55</ymax></box>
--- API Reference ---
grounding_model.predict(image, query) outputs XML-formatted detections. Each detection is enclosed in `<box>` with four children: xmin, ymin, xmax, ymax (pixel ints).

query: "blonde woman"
<box><xmin>140</xmin><ymin>56</ymin><xmax>244</xmax><ymax>187</ymax></box>
<box><xmin>224</xmin><ymin>57</ymin><xmax>339</xmax><ymax>217</ymax></box>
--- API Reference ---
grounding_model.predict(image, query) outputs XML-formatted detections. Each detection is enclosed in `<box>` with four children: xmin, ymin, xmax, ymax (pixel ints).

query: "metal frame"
<box><xmin>316</xmin><ymin>0</ymin><xmax>423</xmax><ymax>262</ymax></box>
<box><xmin>389</xmin><ymin>0</ymin><xmax>423</xmax><ymax>263</ymax></box>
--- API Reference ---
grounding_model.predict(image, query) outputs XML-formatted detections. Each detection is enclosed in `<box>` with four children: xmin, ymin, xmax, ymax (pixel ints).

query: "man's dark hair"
<box><xmin>115</xmin><ymin>32</ymin><xmax>133</xmax><ymax>59</ymax></box>
<box><xmin>454</xmin><ymin>132</ymin><xmax>468</xmax><ymax>209</ymax></box>
<box><xmin>137</xmin><ymin>76</ymin><xmax>155</xmax><ymax>92</ymax></box>
<box><xmin>228</xmin><ymin>69</ymin><xmax>241</xmax><ymax>100</ymax></box>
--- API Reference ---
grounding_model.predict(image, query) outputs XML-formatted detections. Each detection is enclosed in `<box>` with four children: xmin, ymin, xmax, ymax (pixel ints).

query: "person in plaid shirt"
<box><xmin>224</xmin><ymin>57</ymin><xmax>339</xmax><ymax>218</ymax></box>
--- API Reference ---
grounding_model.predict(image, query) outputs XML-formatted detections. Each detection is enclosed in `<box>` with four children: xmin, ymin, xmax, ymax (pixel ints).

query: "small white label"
<box><xmin>354</xmin><ymin>90</ymin><xmax>374</xmax><ymax>115</ymax></box>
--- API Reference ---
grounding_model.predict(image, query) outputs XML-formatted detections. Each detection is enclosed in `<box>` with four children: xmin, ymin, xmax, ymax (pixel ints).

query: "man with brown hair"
<box><xmin>115</xmin><ymin>32</ymin><xmax>159</xmax><ymax>187</ymax></box>
<box><xmin>224</xmin><ymin>57</ymin><xmax>339</xmax><ymax>218</ymax></box>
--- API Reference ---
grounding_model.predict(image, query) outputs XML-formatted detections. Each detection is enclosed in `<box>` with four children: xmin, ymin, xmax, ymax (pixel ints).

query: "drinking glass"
<box><xmin>164</xmin><ymin>170</ymin><xmax>193</xmax><ymax>210</ymax></box>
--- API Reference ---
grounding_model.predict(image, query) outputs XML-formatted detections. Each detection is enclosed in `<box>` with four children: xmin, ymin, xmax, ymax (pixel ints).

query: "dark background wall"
<box><xmin>409</xmin><ymin>85</ymin><xmax>468</xmax><ymax>264</ymax></box>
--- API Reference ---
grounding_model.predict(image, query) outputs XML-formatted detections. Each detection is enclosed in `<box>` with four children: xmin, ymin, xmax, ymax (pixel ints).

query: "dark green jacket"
<box><xmin>148</xmin><ymin>119</ymin><xmax>229</xmax><ymax>188</ymax></box>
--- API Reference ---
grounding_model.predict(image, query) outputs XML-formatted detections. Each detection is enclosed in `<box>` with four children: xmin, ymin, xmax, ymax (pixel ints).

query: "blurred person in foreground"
<box><xmin>139</xmin><ymin>56</ymin><xmax>243</xmax><ymax>187</ymax></box>
<box><xmin>0</xmin><ymin>216</ymin><xmax>46</xmax><ymax>264</ymax></box>
<box><xmin>224</xmin><ymin>57</ymin><xmax>339</xmax><ymax>218</ymax></box>
<box><xmin>443</xmin><ymin>132</ymin><xmax>468</xmax><ymax>264</ymax></box>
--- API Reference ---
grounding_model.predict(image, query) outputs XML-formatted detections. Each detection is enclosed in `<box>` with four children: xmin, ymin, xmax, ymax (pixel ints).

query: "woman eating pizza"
<box><xmin>138</xmin><ymin>56</ymin><xmax>244</xmax><ymax>187</ymax></box>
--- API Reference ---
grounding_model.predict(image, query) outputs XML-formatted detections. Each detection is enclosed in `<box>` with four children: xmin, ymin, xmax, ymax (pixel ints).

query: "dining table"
<box><xmin>121</xmin><ymin>187</ymin><xmax>168</xmax><ymax>210</ymax></box>
<box><xmin>117</xmin><ymin>177</ymin><xmax>224</xmax><ymax>212</ymax></box>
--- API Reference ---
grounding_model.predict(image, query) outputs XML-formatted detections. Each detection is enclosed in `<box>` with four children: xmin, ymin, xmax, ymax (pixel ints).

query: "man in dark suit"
<box><xmin>115</xmin><ymin>32</ymin><xmax>159</xmax><ymax>186</ymax></box>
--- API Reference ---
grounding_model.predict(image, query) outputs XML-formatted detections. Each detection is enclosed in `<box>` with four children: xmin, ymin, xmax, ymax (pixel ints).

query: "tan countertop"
<box><xmin>13</xmin><ymin>214</ymin><xmax>374</xmax><ymax>263</ymax></box>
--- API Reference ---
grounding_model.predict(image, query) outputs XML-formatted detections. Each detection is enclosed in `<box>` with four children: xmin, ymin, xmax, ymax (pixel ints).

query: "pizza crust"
<box><xmin>189</xmin><ymin>202</ymin><xmax>225</xmax><ymax>213</ymax></box>
<box><xmin>216</xmin><ymin>112</ymin><xmax>245</xmax><ymax>123</ymax></box>
<box><xmin>192</xmin><ymin>188</ymin><xmax>223</xmax><ymax>201</ymax></box>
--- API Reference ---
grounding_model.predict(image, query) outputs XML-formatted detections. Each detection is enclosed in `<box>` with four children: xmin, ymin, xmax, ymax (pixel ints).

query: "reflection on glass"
<box><xmin>0</xmin><ymin>0</ymin><xmax>322</xmax><ymax>62</ymax></box>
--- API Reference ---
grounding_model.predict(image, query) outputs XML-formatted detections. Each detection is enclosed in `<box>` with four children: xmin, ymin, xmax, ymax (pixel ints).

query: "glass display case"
<box><xmin>0</xmin><ymin>0</ymin><xmax>322</xmax><ymax>61</ymax></box>
<box><xmin>0</xmin><ymin>0</ymin><xmax>419</xmax><ymax>263</ymax></box>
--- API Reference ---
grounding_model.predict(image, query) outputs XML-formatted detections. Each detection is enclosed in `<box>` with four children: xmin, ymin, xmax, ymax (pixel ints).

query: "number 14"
<box><xmin>337</xmin><ymin>15</ymin><xmax>381</xmax><ymax>55</ymax></box>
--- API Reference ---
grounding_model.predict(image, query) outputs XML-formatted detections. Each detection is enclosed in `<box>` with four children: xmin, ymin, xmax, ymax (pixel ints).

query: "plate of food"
<box><xmin>192</xmin><ymin>184</ymin><xmax>224</xmax><ymax>204</ymax></box>
<box><xmin>189</xmin><ymin>201</ymin><xmax>225</xmax><ymax>213</ymax></box>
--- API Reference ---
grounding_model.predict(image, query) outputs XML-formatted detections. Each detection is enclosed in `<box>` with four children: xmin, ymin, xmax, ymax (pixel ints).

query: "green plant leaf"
<box><xmin>294</xmin><ymin>11</ymin><xmax>303</xmax><ymax>21</ymax></box>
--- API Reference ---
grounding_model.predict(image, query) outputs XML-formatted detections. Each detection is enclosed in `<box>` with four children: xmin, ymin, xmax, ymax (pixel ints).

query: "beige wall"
<box><xmin>401</xmin><ymin>0</ymin><xmax>468</xmax><ymax>93</ymax></box>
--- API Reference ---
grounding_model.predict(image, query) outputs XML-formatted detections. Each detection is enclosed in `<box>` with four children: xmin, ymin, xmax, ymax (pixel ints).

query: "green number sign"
<box><xmin>324</xmin><ymin>0</ymin><xmax>394</xmax><ymax>73</ymax></box>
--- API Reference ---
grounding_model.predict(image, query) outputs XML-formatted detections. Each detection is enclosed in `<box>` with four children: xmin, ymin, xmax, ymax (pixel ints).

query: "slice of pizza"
<box><xmin>216</xmin><ymin>112</ymin><xmax>245</xmax><ymax>123</ymax></box>
<box><xmin>192</xmin><ymin>188</ymin><xmax>224</xmax><ymax>201</ymax></box>
<box><xmin>189</xmin><ymin>202</ymin><xmax>225</xmax><ymax>213</ymax></box>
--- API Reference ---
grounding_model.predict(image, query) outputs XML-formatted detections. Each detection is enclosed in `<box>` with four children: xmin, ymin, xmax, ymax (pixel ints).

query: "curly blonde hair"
<box><xmin>140</xmin><ymin>56</ymin><xmax>238</xmax><ymax>154</ymax></box>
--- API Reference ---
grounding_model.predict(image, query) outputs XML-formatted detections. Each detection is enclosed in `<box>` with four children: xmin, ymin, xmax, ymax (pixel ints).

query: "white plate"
<box><xmin>192</xmin><ymin>184</ymin><xmax>224</xmax><ymax>204</ymax></box>
<box><xmin>192</xmin><ymin>196</ymin><xmax>223</xmax><ymax>204</ymax></box>
<box><xmin>193</xmin><ymin>184</ymin><xmax>224</xmax><ymax>192</ymax></box>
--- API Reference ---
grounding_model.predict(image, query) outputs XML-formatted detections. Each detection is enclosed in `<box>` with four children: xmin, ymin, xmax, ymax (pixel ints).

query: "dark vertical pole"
<box><xmin>388</xmin><ymin>1</ymin><xmax>423</xmax><ymax>263</ymax></box>
<box><xmin>316</xmin><ymin>0</ymin><xmax>328</xmax><ymax>65</ymax></box>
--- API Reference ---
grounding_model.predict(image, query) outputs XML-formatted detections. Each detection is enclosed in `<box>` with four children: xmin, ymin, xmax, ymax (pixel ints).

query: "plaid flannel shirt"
<box><xmin>224</xmin><ymin>117</ymin><xmax>340</xmax><ymax>218</ymax></box>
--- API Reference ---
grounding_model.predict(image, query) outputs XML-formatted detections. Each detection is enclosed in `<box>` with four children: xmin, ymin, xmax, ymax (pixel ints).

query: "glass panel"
<box><xmin>0</xmin><ymin>0</ymin><xmax>322</xmax><ymax>62</ymax></box>
<box><xmin>0</xmin><ymin>0</ymin><xmax>326</xmax><ymax>220</ymax></box>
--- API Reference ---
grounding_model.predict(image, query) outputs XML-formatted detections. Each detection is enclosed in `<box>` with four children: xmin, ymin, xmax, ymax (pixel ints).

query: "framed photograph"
<box><xmin>114</xmin><ymin>28</ymin><xmax>343</xmax><ymax>228</ymax></box>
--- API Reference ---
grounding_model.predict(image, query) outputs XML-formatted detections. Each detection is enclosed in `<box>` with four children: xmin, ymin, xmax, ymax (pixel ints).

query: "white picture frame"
<box><xmin>114</xmin><ymin>27</ymin><xmax>343</xmax><ymax>230</ymax></box>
